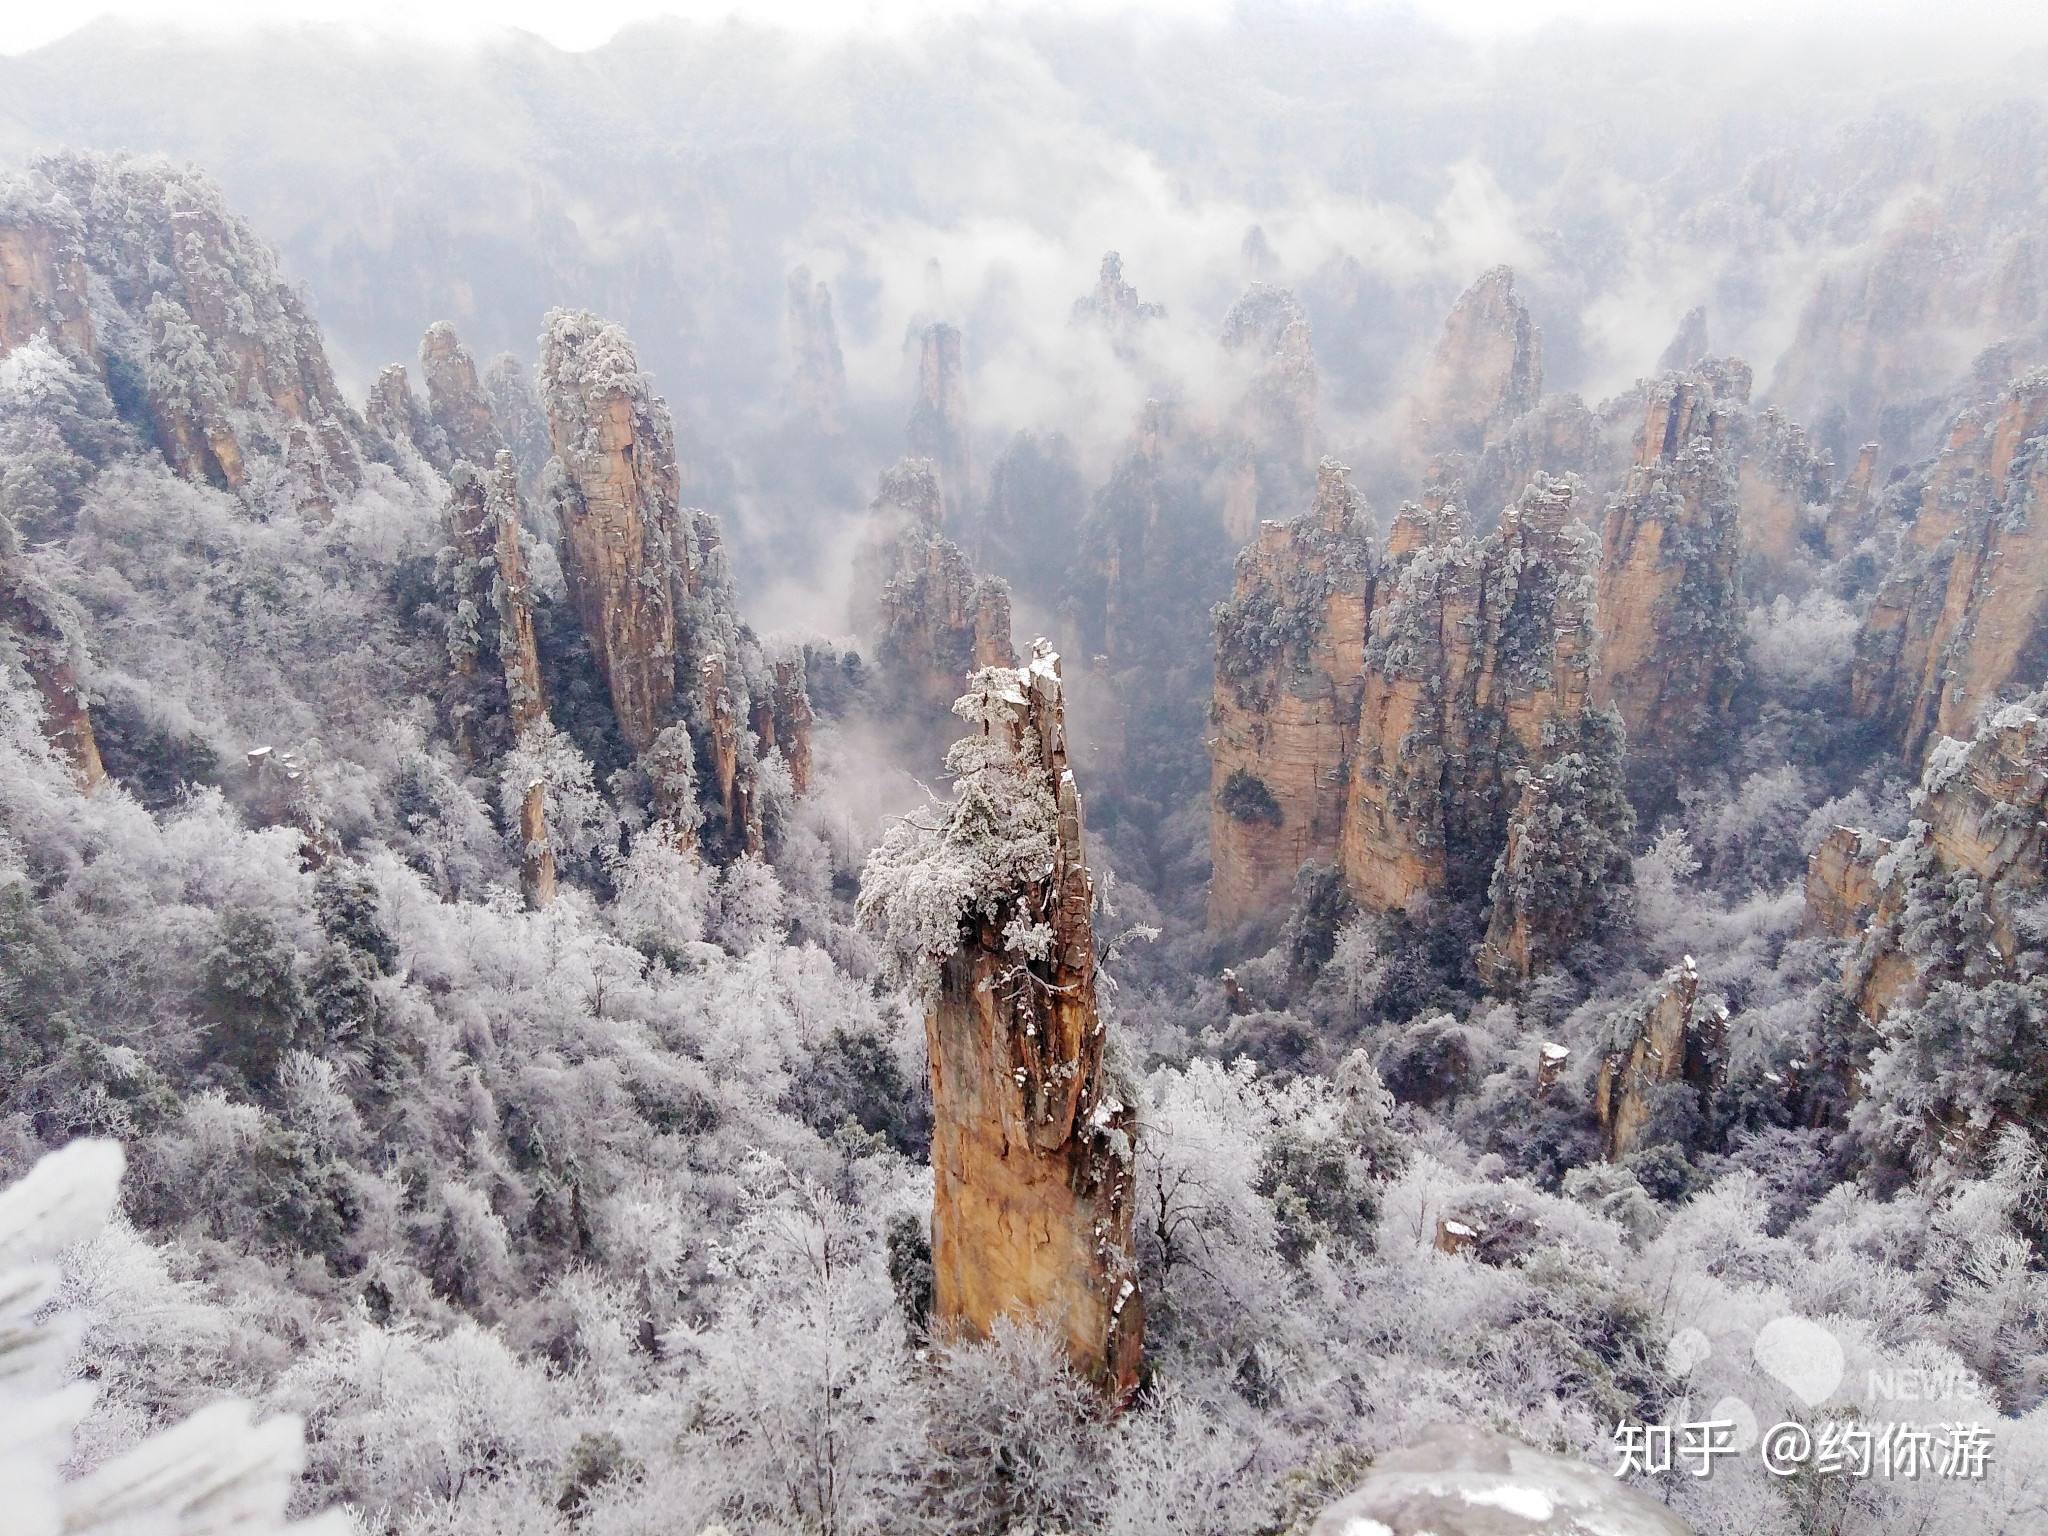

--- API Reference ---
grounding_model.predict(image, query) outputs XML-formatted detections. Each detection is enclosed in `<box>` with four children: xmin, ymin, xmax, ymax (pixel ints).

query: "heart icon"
<box><xmin>1752</xmin><ymin>1316</ymin><xmax>1844</xmax><ymax>1407</ymax></box>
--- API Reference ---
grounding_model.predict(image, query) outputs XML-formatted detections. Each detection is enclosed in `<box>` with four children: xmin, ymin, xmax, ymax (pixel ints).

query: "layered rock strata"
<box><xmin>1207</xmin><ymin>460</ymin><xmax>1378</xmax><ymax>928</ymax></box>
<box><xmin>921</xmin><ymin>650</ymin><xmax>1144</xmax><ymax>1399</ymax></box>
<box><xmin>1342</xmin><ymin>476</ymin><xmax>1600</xmax><ymax>913</ymax></box>
<box><xmin>907</xmin><ymin>321</ymin><xmax>971</xmax><ymax>523</ymax></box>
<box><xmin>1410</xmin><ymin>266</ymin><xmax>1542</xmax><ymax>456</ymax></box>
<box><xmin>1851</xmin><ymin>372</ymin><xmax>2048</xmax><ymax>760</ymax></box>
<box><xmin>1592</xmin><ymin>369</ymin><xmax>1744</xmax><ymax>768</ymax></box>
<box><xmin>1595</xmin><ymin>958</ymin><xmax>1728</xmax><ymax>1162</ymax></box>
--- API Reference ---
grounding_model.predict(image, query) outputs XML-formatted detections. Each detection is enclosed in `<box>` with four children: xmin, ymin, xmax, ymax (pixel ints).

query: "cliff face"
<box><xmin>1411</xmin><ymin>266</ymin><xmax>1542</xmax><ymax>456</ymax></box>
<box><xmin>1814</xmin><ymin>697</ymin><xmax>2048</xmax><ymax>1024</ymax></box>
<box><xmin>1734</xmin><ymin>407</ymin><xmax>1831</xmax><ymax>570</ymax></box>
<box><xmin>1474</xmin><ymin>705</ymin><xmax>1634</xmax><ymax>989</ymax></box>
<box><xmin>419</xmin><ymin>322</ymin><xmax>507</xmax><ymax>473</ymax></box>
<box><xmin>538</xmin><ymin>310</ymin><xmax>684</xmax><ymax>755</ymax></box>
<box><xmin>0</xmin><ymin>219</ymin><xmax>97</xmax><ymax>363</ymax></box>
<box><xmin>1851</xmin><ymin>372</ymin><xmax>2048</xmax><ymax>760</ymax></box>
<box><xmin>1219</xmin><ymin>283</ymin><xmax>1318</xmax><ymax>505</ymax></box>
<box><xmin>785</xmin><ymin>266</ymin><xmax>846</xmax><ymax>435</ymax></box>
<box><xmin>538</xmin><ymin>309</ymin><xmax>804</xmax><ymax>850</ymax></box>
<box><xmin>1592</xmin><ymin>370</ymin><xmax>1744</xmax><ymax>769</ymax></box>
<box><xmin>0</xmin><ymin>154</ymin><xmax>368</xmax><ymax>510</ymax></box>
<box><xmin>0</xmin><ymin>522</ymin><xmax>103</xmax><ymax>791</ymax></box>
<box><xmin>1341</xmin><ymin>476</ymin><xmax>1600</xmax><ymax>914</ymax></box>
<box><xmin>907</xmin><ymin>321</ymin><xmax>971</xmax><ymax>523</ymax></box>
<box><xmin>365</xmin><ymin>364</ymin><xmax>445</xmax><ymax>481</ymax></box>
<box><xmin>442</xmin><ymin>454</ymin><xmax>548</xmax><ymax>760</ymax></box>
<box><xmin>861</xmin><ymin>459</ymin><xmax>1015</xmax><ymax>718</ymax></box>
<box><xmin>1207</xmin><ymin>460</ymin><xmax>1378</xmax><ymax>928</ymax></box>
<box><xmin>916</xmin><ymin>651</ymin><xmax>1143</xmax><ymax>1398</ymax></box>
<box><xmin>1595</xmin><ymin>958</ymin><xmax>1727</xmax><ymax>1162</ymax></box>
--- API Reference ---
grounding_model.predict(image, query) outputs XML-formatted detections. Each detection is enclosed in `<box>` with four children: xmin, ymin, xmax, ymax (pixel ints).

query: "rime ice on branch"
<box><xmin>857</xmin><ymin>645</ymin><xmax>1143</xmax><ymax>1399</ymax></box>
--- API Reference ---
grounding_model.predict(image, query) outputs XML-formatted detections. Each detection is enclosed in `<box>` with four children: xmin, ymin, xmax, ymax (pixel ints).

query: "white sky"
<box><xmin>3</xmin><ymin>0</ymin><xmax>2038</xmax><ymax>57</ymax></box>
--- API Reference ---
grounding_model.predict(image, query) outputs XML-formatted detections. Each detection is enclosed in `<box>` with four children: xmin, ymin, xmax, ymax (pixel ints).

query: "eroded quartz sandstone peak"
<box><xmin>785</xmin><ymin>265</ymin><xmax>847</xmax><ymax>435</ymax></box>
<box><xmin>537</xmin><ymin>308</ymin><xmax>684</xmax><ymax>754</ymax></box>
<box><xmin>1220</xmin><ymin>282</ymin><xmax>1318</xmax><ymax>480</ymax></box>
<box><xmin>1072</xmin><ymin>250</ymin><xmax>1163</xmax><ymax>356</ymax></box>
<box><xmin>907</xmin><ymin>320</ymin><xmax>971</xmax><ymax>523</ymax></box>
<box><xmin>442</xmin><ymin>453</ymin><xmax>548</xmax><ymax>759</ymax></box>
<box><xmin>1207</xmin><ymin>459</ymin><xmax>1378</xmax><ymax>929</ymax></box>
<box><xmin>1851</xmin><ymin>371</ymin><xmax>2048</xmax><ymax>761</ymax></box>
<box><xmin>1809</xmin><ymin>695</ymin><xmax>2048</xmax><ymax>1025</ymax></box>
<box><xmin>860</xmin><ymin>647</ymin><xmax>1143</xmax><ymax>1399</ymax></box>
<box><xmin>0</xmin><ymin>153</ymin><xmax>367</xmax><ymax>509</ymax></box>
<box><xmin>1592</xmin><ymin>368</ymin><xmax>1744</xmax><ymax>774</ymax></box>
<box><xmin>860</xmin><ymin>458</ymin><xmax>1015</xmax><ymax>718</ymax></box>
<box><xmin>419</xmin><ymin>322</ymin><xmax>507</xmax><ymax>473</ymax></box>
<box><xmin>1595</xmin><ymin>957</ymin><xmax>1727</xmax><ymax>1162</ymax></box>
<box><xmin>1342</xmin><ymin>475</ymin><xmax>1600</xmax><ymax>916</ymax></box>
<box><xmin>1411</xmin><ymin>265</ymin><xmax>1543</xmax><ymax>456</ymax></box>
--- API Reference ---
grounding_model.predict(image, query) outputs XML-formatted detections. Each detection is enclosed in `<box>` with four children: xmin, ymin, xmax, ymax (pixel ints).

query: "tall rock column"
<box><xmin>1595</xmin><ymin>958</ymin><xmax>1727</xmax><ymax>1162</ymax></box>
<box><xmin>1410</xmin><ymin>265</ymin><xmax>1542</xmax><ymax>457</ymax></box>
<box><xmin>859</xmin><ymin>458</ymin><xmax>1015</xmax><ymax>719</ymax></box>
<box><xmin>537</xmin><ymin>309</ymin><xmax>682</xmax><ymax>755</ymax></box>
<box><xmin>858</xmin><ymin>648</ymin><xmax>1143</xmax><ymax>1400</ymax></box>
<box><xmin>1851</xmin><ymin>373</ymin><xmax>2048</xmax><ymax>760</ymax></box>
<box><xmin>1592</xmin><ymin>370</ymin><xmax>1744</xmax><ymax>773</ymax></box>
<box><xmin>1207</xmin><ymin>459</ymin><xmax>1378</xmax><ymax>929</ymax></box>
<box><xmin>1341</xmin><ymin>475</ymin><xmax>1599</xmax><ymax>914</ymax></box>
<box><xmin>786</xmin><ymin>266</ymin><xmax>847</xmax><ymax>435</ymax></box>
<box><xmin>420</xmin><ymin>322</ymin><xmax>507</xmax><ymax>472</ymax></box>
<box><xmin>908</xmin><ymin>321</ymin><xmax>972</xmax><ymax>524</ymax></box>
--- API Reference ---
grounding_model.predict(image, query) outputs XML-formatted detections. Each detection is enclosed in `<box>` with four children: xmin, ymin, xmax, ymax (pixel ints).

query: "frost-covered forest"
<box><xmin>3</xmin><ymin>7</ymin><xmax>2048</xmax><ymax>1536</ymax></box>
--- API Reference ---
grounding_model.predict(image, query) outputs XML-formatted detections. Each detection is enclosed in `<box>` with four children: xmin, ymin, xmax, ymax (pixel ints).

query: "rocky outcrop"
<box><xmin>538</xmin><ymin>309</ymin><xmax>685</xmax><ymax>755</ymax></box>
<box><xmin>1207</xmin><ymin>460</ymin><xmax>1378</xmax><ymax>928</ymax></box>
<box><xmin>1851</xmin><ymin>372</ymin><xmax>2048</xmax><ymax>761</ymax></box>
<box><xmin>1592</xmin><ymin>369</ymin><xmax>1744</xmax><ymax>770</ymax></box>
<box><xmin>785</xmin><ymin>266</ymin><xmax>846</xmax><ymax>435</ymax></box>
<box><xmin>861</xmin><ymin>458</ymin><xmax>1015</xmax><ymax>718</ymax></box>
<box><xmin>0</xmin><ymin>521</ymin><xmax>103</xmax><ymax>790</ymax></box>
<box><xmin>442</xmin><ymin>454</ymin><xmax>547</xmax><ymax>759</ymax></box>
<box><xmin>1341</xmin><ymin>476</ymin><xmax>1600</xmax><ymax>914</ymax></box>
<box><xmin>518</xmin><ymin>778</ymin><xmax>556</xmax><ymax>910</ymax></box>
<box><xmin>483</xmin><ymin>353</ymin><xmax>551</xmax><ymax>494</ymax></box>
<box><xmin>1461</xmin><ymin>393</ymin><xmax>1602</xmax><ymax>532</ymax></box>
<box><xmin>875</xmin><ymin>650</ymin><xmax>1144</xmax><ymax>1399</ymax></box>
<box><xmin>1474</xmin><ymin>705</ymin><xmax>1634</xmax><ymax>989</ymax></box>
<box><xmin>1658</xmin><ymin>304</ymin><xmax>1710</xmax><ymax>373</ymax></box>
<box><xmin>0</xmin><ymin>218</ymin><xmax>97</xmax><ymax>363</ymax></box>
<box><xmin>1734</xmin><ymin>407</ymin><xmax>1831</xmax><ymax>569</ymax></box>
<box><xmin>1802</xmin><ymin>825</ymin><xmax>1886</xmax><ymax>941</ymax></box>
<box><xmin>907</xmin><ymin>321</ymin><xmax>971</xmax><ymax>523</ymax></box>
<box><xmin>365</xmin><ymin>364</ymin><xmax>445</xmax><ymax>479</ymax></box>
<box><xmin>0</xmin><ymin>154</ymin><xmax>368</xmax><ymax>508</ymax></box>
<box><xmin>1818</xmin><ymin>696</ymin><xmax>2048</xmax><ymax>1024</ymax></box>
<box><xmin>1410</xmin><ymin>266</ymin><xmax>1542</xmax><ymax>456</ymax></box>
<box><xmin>1823</xmin><ymin>440</ymin><xmax>1883</xmax><ymax>558</ymax></box>
<box><xmin>1220</xmin><ymin>283</ymin><xmax>1318</xmax><ymax>494</ymax></box>
<box><xmin>1595</xmin><ymin>958</ymin><xmax>1727</xmax><ymax>1162</ymax></box>
<box><xmin>1072</xmin><ymin>251</ymin><xmax>1162</xmax><ymax>355</ymax></box>
<box><xmin>538</xmin><ymin>309</ymin><xmax>805</xmax><ymax>851</ymax></box>
<box><xmin>761</xmin><ymin>655</ymin><xmax>815</xmax><ymax>796</ymax></box>
<box><xmin>419</xmin><ymin>322</ymin><xmax>506</xmax><ymax>472</ymax></box>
